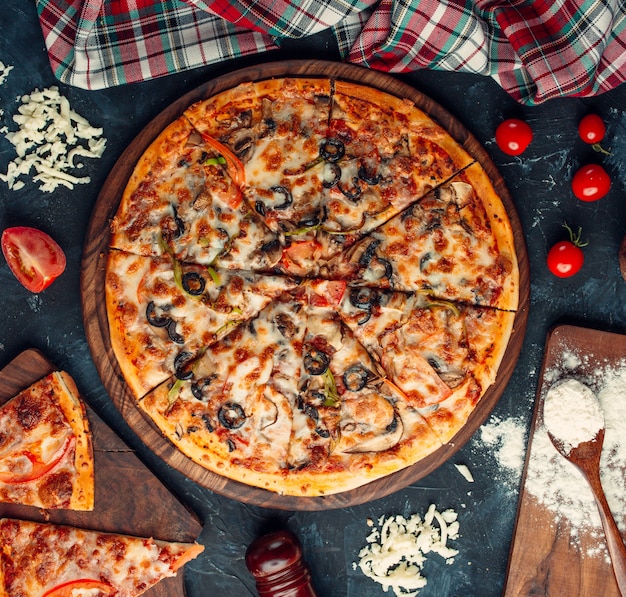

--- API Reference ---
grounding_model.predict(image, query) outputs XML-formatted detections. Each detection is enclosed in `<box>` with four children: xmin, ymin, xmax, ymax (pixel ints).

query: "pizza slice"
<box><xmin>137</xmin><ymin>295</ymin><xmax>307</xmax><ymax>494</ymax></box>
<box><xmin>186</xmin><ymin>78</ymin><xmax>332</xmax><ymax>236</ymax></box>
<box><xmin>0</xmin><ymin>517</ymin><xmax>203</xmax><ymax>597</ymax></box>
<box><xmin>335</xmin><ymin>285</ymin><xmax>515</xmax><ymax>443</ymax></box>
<box><xmin>105</xmin><ymin>249</ymin><xmax>298</xmax><ymax>399</ymax></box>
<box><xmin>284</xmin><ymin>292</ymin><xmax>443</xmax><ymax>494</ymax></box>
<box><xmin>109</xmin><ymin>116</ymin><xmax>249</xmax><ymax>267</ymax></box>
<box><xmin>0</xmin><ymin>372</ymin><xmax>94</xmax><ymax>511</ymax></box>
<box><xmin>325</xmin><ymin>162</ymin><xmax>519</xmax><ymax>311</ymax></box>
<box><xmin>318</xmin><ymin>81</ymin><xmax>474</xmax><ymax>240</ymax></box>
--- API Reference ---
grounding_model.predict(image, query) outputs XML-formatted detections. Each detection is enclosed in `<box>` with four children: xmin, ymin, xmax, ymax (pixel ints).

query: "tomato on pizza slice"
<box><xmin>0</xmin><ymin>518</ymin><xmax>203</xmax><ymax>597</ymax></box>
<box><xmin>0</xmin><ymin>372</ymin><xmax>94</xmax><ymax>511</ymax></box>
<box><xmin>105</xmin><ymin>250</ymin><xmax>298</xmax><ymax>399</ymax></box>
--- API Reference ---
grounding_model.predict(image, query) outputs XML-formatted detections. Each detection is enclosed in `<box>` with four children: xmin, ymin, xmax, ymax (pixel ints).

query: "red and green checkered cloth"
<box><xmin>37</xmin><ymin>0</ymin><xmax>626</xmax><ymax>104</ymax></box>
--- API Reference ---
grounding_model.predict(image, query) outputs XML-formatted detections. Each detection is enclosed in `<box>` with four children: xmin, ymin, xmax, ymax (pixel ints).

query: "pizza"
<box><xmin>0</xmin><ymin>371</ymin><xmax>94</xmax><ymax>511</ymax></box>
<box><xmin>0</xmin><ymin>517</ymin><xmax>204</xmax><ymax>596</ymax></box>
<box><xmin>104</xmin><ymin>76</ymin><xmax>520</xmax><ymax>497</ymax></box>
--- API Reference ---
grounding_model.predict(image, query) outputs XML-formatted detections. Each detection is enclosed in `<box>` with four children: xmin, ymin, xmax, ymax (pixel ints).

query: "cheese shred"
<box><xmin>353</xmin><ymin>505</ymin><xmax>460</xmax><ymax>596</ymax></box>
<box><xmin>0</xmin><ymin>86</ymin><xmax>106</xmax><ymax>192</ymax></box>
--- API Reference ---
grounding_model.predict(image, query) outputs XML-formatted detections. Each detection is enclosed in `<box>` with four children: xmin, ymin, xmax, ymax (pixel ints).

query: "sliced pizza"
<box><xmin>0</xmin><ymin>372</ymin><xmax>94</xmax><ymax>511</ymax></box>
<box><xmin>0</xmin><ymin>517</ymin><xmax>203</xmax><ymax>597</ymax></box>
<box><xmin>335</xmin><ymin>286</ymin><xmax>515</xmax><ymax>442</ymax></box>
<box><xmin>318</xmin><ymin>81</ymin><xmax>474</xmax><ymax>238</ymax></box>
<box><xmin>185</xmin><ymin>78</ymin><xmax>332</xmax><ymax>236</ymax></box>
<box><xmin>109</xmin><ymin>116</ymin><xmax>247</xmax><ymax>266</ymax></box>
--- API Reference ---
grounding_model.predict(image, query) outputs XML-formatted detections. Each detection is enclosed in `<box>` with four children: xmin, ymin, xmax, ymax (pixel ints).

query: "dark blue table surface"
<box><xmin>1</xmin><ymin>3</ymin><xmax>626</xmax><ymax>596</ymax></box>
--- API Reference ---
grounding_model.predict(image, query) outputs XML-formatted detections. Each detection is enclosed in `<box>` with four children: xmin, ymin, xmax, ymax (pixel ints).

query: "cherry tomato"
<box><xmin>495</xmin><ymin>119</ymin><xmax>533</xmax><ymax>155</ymax></box>
<box><xmin>1</xmin><ymin>226</ymin><xmax>66</xmax><ymax>292</ymax></box>
<box><xmin>547</xmin><ymin>224</ymin><xmax>587</xmax><ymax>278</ymax></box>
<box><xmin>578</xmin><ymin>114</ymin><xmax>606</xmax><ymax>144</ymax></box>
<box><xmin>571</xmin><ymin>164</ymin><xmax>611</xmax><ymax>202</ymax></box>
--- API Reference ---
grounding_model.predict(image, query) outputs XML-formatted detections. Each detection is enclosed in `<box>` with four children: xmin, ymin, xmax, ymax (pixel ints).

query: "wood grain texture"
<box><xmin>0</xmin><ymin>349</ymin><xmax>203</xmax><ymax>597</ymax></box>
<box><xmin>504</xmin><ymin>325</ymin><xmax>626</xmax><ymax>597</ymax></box>
<box><xmin>81</xmin><ymin>59</ymin><xmax>530</xmax><ymax>510</ymax></box>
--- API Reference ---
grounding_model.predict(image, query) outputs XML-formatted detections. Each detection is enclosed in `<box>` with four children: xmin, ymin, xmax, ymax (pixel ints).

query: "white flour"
<box><xmin>473</xmin><ymin>349</ymin><xmax>626</xmax><ymax>562</ymax></box>
<box><xmin>526</xmin><ymin>351</ymin><xmax>626</xmax><ymax>560</ymax></box>
<box><xmin>543</xmin><ymin>378</ymin><xmax>604</xmax><ymax>454</ymax></box>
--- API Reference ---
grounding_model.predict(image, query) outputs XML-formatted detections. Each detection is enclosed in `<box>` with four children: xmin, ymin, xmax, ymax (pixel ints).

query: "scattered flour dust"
<box><xmin>525</xmin><ymin>350</ymin><xmax>626</xmax><ymax>561</ymax></box>
<box><xmin>474</xmin><ymin>414</ymin><xmax>527</xmax><ymax>492</ymax></box>
<box><xmin>353</xmin><ymin>505</ymin><xmax>460</xmax><ymax>597</ymax></box>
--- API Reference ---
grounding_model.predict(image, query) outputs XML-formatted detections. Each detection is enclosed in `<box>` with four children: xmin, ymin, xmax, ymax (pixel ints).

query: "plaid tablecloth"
<box><xmin>37</xmin><ymin>0</ymin><xmax>626</xmax><ymax>104</ymax></box>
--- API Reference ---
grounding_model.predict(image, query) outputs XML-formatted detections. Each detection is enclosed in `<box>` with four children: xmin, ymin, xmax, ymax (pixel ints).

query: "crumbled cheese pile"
<box><xmin>0</xmin><ymin>61</ymin><xmax>12</xmax><ymax>86</ymax></box>
<box><xmin>353</xmin><ymin>504</ymin><xmax>460</xmax><ymax>597</ymax></box>
<box><xmin>0</xmin><ymin>86</ymin><xmax>106</xmax><ymax>192</ymax></box>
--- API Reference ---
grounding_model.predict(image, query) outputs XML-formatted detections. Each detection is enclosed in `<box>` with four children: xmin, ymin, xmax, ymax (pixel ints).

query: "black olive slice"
<box><xmin>146</xmin><ymin>301</ymin><xmax>171</xmax><ymax>328</ymax></box>
<box><xmin>167</xmin><ymin>320</ymin><xmax>185</xmax><ymax>345</ymax></box>
<box><xmin>270</xmin><ymin>186</ymin><xmax>293</xmax><ymax>210</ymax></box>
<box><xmin>322</xmin><ymin>162</ymin><xmax>341</xmax><ymax>188</ymax></box>
<box><xmin>218</xmin><ymin>402</ymin><xmax>246</xmax><ymax>429</ymax></box>
<box><xmin>182</xmin><ymin>271</ymin><xmax>206</xmax><ymax>296</ymax></box>
<box><xmin>174</xmin><ymin>351</ymin><xmax>194</xmax><ymax>380</ymax></box>
<box><xmin>358</xmin><ymin>239</ymin><xmax>382</xmax><ymax>268</ymax></box>
<box><xmin>320</xmin><ymin>138</ymin><xmax>345</xmax><ymax>163</ymax></box>
<box><xmin>343</xmin><ymin>364</ymin><xmax>371</xmax><ymax>392</ymax></box>
<box><xmin>255</xmin><ymin>200</ymin><xmax>266</xmax><ymax>216</ymax></box>
<box><xmin>358</xmin><ymin>164</ymin><xmax>381</xmax><ymax>185</ymax></box>
<box><xmin>337</xmin><ymin>177</ymin><xmax>362</xmax><ymax>201</ymax></box>
<box><xmin>349</xmin><ymin>287</ymin><xmax>379</xmax><ymax>310</ymax></box>
<box><xmin>304</xmin><ymin>348</ymin><xmax>330</xmax><ymax>376</ymax></box>
<box><xmin>191</xmin><ymin>376</ymin><xmax>214</xmax><ymax>400</ymax></box>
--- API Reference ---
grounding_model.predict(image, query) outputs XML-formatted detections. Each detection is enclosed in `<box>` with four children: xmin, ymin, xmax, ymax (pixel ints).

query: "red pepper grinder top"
<box><xmin>245</xmin><ymin>529</ymin><xmax>318</xmax><ymax>597</ymax></box>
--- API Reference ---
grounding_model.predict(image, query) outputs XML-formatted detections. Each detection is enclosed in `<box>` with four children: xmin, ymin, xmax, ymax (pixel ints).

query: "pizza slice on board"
<box><xmin>0</xmin><ymin>371</ymin><xmax>94</xmax><ymax>511</ymax></box>
<box><xmin>0</xmin><ymin>517</ymin><xmax>203</xmax><ymax>597</ymax></box>
<box><xmin>105</xmin><ymin>250</ymin><xmax>298</xmax><ymax>399</ymax></box>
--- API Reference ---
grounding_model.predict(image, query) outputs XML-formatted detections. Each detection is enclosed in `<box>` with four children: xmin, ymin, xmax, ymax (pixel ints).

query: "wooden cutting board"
<box><xmin>504</xmin><ymin>324</ymin><xmax>626</xmax><ymax>596</ymax></box>
<box><xmin>0</xmin><ymin>349</ymin><xmax>203</xmax><ymax>597</ymax></box>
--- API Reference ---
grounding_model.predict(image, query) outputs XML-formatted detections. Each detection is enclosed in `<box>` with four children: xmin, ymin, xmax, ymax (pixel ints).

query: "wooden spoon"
<box><xmin>548</xmin><ymin>427</ymin><xmax>626</xmax><ymax>595</ymax></box>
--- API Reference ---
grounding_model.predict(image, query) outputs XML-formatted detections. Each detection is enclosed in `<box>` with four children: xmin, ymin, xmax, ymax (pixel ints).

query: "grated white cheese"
<box><xmin>0</xmin><ymin>61</ymin><xmax>12</xmax><ymax>86</ymax></box>
<box><xmin>0</xmin><ymin>86</ymin><xmax>106</xmax><ymax>192</ymax></box>
<box><xmin>353</xmin><ymin>504</ymin><xmax>460</xmax><ymax>596</ymax></box>
<box><xmin>454</xmin><ymin>463</ymin><xmax>474</xmax><ymax>482</ymax></box>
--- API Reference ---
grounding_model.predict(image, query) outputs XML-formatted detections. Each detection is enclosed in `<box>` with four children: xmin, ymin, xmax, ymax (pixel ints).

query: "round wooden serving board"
<box><xmin>81</xmin><ymin>60</ymin><xmax>530</xmax><ymax>510</ymax></box>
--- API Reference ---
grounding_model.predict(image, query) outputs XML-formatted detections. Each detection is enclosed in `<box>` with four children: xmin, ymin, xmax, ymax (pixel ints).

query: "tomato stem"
<box><xmin>563</xmin><ymin>223</ymin><xmax>588</xmax><ymax>248</ymax></box>
<box><xmin>591</xmin><ymin>143</ymin><xmax>611</xmax><ymax>156</ymax></box>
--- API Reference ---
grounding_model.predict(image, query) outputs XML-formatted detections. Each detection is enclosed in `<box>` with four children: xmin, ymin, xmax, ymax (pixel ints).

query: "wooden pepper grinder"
<box><xmin>245</xmin><ymin>529</ymin><xmax>318</xmax><ymax>597</ymax></box>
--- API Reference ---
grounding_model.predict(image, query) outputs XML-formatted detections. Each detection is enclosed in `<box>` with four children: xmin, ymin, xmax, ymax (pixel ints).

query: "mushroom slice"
<box><xmin>335</xmin><ymin>394</ymin><xmax>403</xmax><ymax>454</ymax></box>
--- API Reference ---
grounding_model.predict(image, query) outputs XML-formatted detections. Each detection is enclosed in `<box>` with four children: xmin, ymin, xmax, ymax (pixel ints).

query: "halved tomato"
<box><xmin>1</xmin><ymin>226</ymin><xmax>66</xmax><ymax>292</ymax></box>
